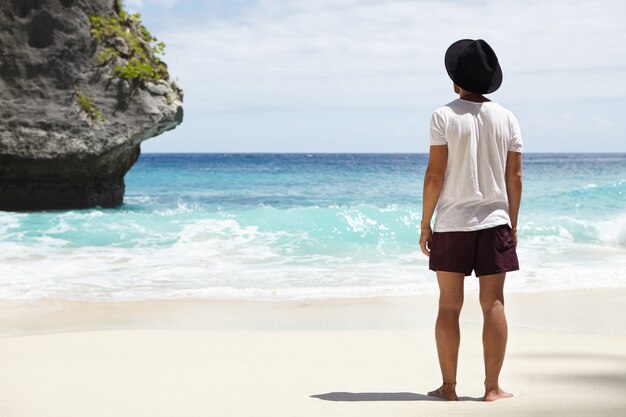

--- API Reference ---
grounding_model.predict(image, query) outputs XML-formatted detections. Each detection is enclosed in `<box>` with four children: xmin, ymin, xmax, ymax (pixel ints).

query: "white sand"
<box><xmin>1</xmin><ymin>289</ymin><xmax>625</xmax><ymax>417</ymax></box>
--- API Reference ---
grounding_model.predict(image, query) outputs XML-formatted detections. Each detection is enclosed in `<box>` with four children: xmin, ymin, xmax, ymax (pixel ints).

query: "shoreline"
<box><xmin>1</xmin><ymin>287</ymin><xmax>625</xmax><ymax>337</ymax></box>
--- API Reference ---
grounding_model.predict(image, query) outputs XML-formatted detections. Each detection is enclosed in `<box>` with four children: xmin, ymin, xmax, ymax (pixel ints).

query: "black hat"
<box><xmin>444</xmin><ymin>39</ymin><xmax>502</xmax><ymax>94</ymax></box>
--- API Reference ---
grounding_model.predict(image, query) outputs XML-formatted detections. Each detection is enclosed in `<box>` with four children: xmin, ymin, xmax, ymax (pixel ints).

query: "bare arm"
<box><xmin>419</xmin><ymin>145</ymin><xmax>447</xmax><ymax>257</ymax></box>
<box><xmin>505</xmin><ymin>151</ymin><xmax>522</xmax><ymax>246</ymax></box>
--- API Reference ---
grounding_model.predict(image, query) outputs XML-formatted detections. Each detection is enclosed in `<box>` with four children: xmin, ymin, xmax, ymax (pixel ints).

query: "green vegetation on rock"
<box><xmin>89</xmin><ymin>2</ymin><xmax>168</xmax><ymax>82</ymax></box>
<box><xmin>95</xmin><ymin>47</ymin><xmax>119</xmax><ymax>65</ymax></box>
<box><xmin>75</xmin><ymin>87</ymin><xmax>105</xmax><ymax>122</ymax></box>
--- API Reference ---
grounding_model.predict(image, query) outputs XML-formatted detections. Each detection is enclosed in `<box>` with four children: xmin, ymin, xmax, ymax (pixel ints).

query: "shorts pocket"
<box><xmin>495</xmin><ymin>225</ymin><xmax>515</xmax><ymax>253</ymax></box>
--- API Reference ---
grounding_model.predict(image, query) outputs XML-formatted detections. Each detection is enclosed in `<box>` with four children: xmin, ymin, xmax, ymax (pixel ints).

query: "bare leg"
<box><xmin>479</xmin><ymin>273</ymin><xmax>513</xmax><ymax>402</ymax></box>
<box><xmin>428</xmin><ymin>271</ymin><xmax>464</xmax><ymax>401</ymax></box>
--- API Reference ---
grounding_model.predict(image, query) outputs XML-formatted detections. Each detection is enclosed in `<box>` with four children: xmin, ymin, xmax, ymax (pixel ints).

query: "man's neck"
<box><xmin>459</xmin><ymin>91</ymin><xmax>490</xmax><ymax>103</ymax></box>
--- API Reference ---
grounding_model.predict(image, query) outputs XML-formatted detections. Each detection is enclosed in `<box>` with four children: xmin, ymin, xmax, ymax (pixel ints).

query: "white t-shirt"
<box><xmin>429</xmin><ymin>98</ymin><xmax>523</xmax><ymax>232</ymax></box>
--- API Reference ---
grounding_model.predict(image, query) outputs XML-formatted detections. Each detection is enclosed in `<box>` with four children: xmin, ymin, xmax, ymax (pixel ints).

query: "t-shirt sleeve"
<box><xmin>429</xmin><ymin>110</ymin><xmax>447</xmax><ymax>146</ymax></box>
<box><xmin>508</xmin><ymin>112</ymin><xmax>523</xmax><ymax>153</ymax></box>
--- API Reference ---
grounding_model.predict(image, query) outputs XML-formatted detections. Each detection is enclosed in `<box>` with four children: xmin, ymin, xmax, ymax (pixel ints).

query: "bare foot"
<box><xmin>427</xmin><ymin>382</ymin><xmax>458</xmax><ymax>401</ymax></box>
<box><xmin>483</xmin><ymin>386</ymin><xmax>513</xmax><ymax>402</ymax></box>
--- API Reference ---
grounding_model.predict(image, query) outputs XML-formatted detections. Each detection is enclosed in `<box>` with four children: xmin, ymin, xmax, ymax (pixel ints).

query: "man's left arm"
<box><xmin>420</xmin><ymin>145</ymin><xmax>447</xmax><ymax>257</ymax></box>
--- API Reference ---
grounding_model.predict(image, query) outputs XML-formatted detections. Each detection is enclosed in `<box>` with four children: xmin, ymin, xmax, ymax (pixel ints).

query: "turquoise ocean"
<box><xmin>1</xmin><ymin>153</ymin><xmax>625</xmax><ymax>301</ymax></box>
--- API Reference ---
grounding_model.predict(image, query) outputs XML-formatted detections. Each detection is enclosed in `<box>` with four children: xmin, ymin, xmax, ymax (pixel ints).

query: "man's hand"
<box><xmin>419</xmin><ymin>225</ymin><xmax>433</xmax><ymax>257</ymax></box>
<box><xmin>511</xmin><ymin>227</ymin><xmax>518</xmax><ymax>248</ymax></box>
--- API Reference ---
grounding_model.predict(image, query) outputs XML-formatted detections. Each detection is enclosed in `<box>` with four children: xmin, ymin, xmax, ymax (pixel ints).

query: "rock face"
<box><xmin>0</xmin><ymin>0</ymin><xmax>183</xmax><ymax>211</ymax></box>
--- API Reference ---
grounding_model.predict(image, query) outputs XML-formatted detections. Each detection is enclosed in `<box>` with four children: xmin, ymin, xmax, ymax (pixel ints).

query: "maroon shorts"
<box><xmin>429</xmin><ymin>224</ymin><xmax>519</xmax><ymax>277</ymax></box>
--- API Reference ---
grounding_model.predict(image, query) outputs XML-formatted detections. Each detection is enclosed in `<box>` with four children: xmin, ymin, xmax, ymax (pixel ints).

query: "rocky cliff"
<box><xmin>0</xmin><ymin>0</ymin><xmax>183</xmax><ymax>211</ymax></box>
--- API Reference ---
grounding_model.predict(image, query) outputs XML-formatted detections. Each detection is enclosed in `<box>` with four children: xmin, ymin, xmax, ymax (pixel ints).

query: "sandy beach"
<box><xmin>1</xmin><ymin>289</ymin><xmax>625</xmax><ymax>417</ymax></box>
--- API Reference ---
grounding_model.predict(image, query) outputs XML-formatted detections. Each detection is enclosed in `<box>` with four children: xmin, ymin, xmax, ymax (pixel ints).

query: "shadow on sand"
<box><xmin>310</xmin><ymin>392</ymin><xmax>483</xmax><ymax>402</ymax></box>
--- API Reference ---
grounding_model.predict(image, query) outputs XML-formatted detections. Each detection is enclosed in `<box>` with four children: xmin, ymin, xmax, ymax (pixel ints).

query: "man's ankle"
<box><xmin>484</xmin><ymin>383</ymin><xmax>499</xmax><ymax>391</ymax></box>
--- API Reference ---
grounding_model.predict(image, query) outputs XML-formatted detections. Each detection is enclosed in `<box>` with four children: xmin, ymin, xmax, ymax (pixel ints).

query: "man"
<box><xmin>419</xmin><ymin>39</ymin><xmax>523</xmax><ymax>402</ymax></box>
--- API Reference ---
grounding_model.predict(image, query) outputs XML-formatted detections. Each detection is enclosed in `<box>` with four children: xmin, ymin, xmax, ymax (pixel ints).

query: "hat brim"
<box><xmin>444</xmin><ymin>39</ymin><xmax>502</xmax><ymax>94</ymax></box>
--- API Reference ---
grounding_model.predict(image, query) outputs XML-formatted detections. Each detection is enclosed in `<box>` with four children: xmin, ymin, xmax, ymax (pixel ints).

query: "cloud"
<box><xmin>124</xmin><ymin>0</ymin><xmax>142</xmax><ymax>11</ymax></box>
<box><xmin>154</xmin><ymin>0</ymin><xmax>626</xmax><ymax>112</ymax></box>
<box><xmin>124</xmin><ymin>0</ymin><xmax>183</xmax><ymax>12</ymax></box>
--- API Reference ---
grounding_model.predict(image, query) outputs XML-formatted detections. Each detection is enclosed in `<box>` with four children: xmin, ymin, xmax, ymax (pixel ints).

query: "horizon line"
<box><xmin>139</xmin><ymin>151</ymin><xmax>626</xmax><ymax>155</ymax></box>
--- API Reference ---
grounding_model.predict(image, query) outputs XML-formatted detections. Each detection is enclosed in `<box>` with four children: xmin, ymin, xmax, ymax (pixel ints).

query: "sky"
<box><xmin>126</xmin><ymin>0</ymin><xmax>626</xmax><ymax>153</ymax></box>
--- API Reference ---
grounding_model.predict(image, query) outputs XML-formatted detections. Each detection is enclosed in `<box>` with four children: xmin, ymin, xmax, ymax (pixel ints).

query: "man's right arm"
<box><xmin>505</xmin><ymin>151</ymin><xmax>522</xmax><ymax>246</ymax></box>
